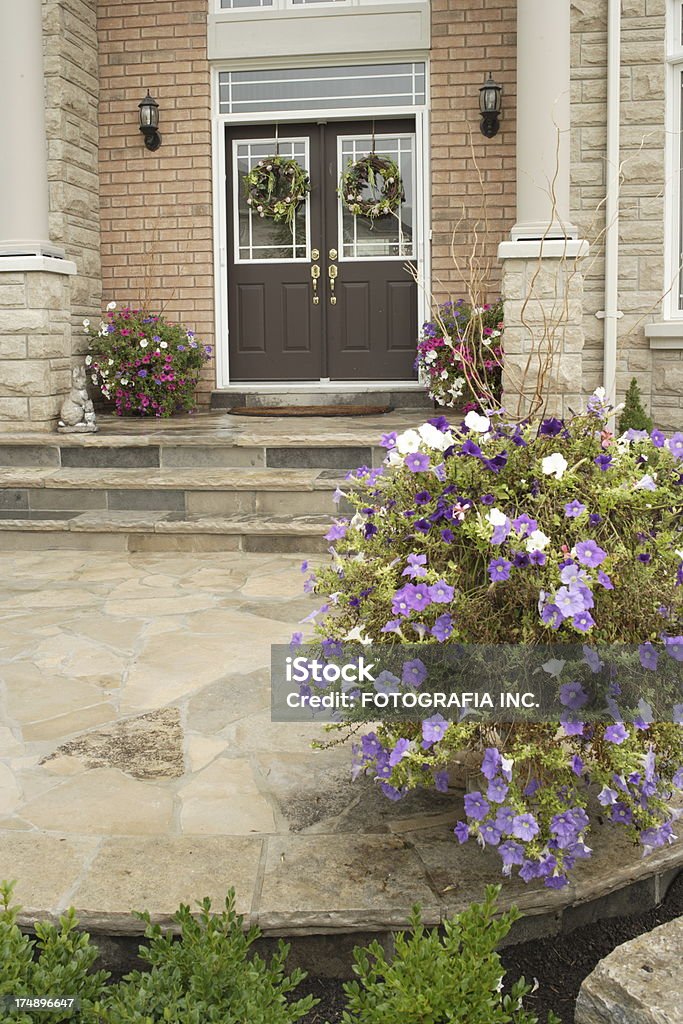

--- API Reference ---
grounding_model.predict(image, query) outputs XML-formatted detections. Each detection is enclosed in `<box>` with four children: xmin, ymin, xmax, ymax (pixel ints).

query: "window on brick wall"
<box><xmin>667</xmin><ymin>0</ymin><xmax>683</xmax><ymax>315</ymax></box>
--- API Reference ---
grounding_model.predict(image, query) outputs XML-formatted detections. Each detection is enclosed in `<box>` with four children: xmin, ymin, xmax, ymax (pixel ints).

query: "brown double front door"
<box><xmin>226</xmin><ymin>119</ymin><xmax>418</xmax><ymax>382</ymax></box>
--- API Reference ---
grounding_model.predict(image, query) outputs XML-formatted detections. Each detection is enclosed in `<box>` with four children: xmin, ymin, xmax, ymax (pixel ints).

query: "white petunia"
<box><xmin>526</xmin><ymin>529</ymin><xmax>551</xmax><ymax>553</ymax></box>
<box><xmin>82</xmin><ymin>319</ymin><xmax>90</xmax><ymax>328</ymax></box>
<box><xmin>395</xmin><ymin>429</ymin><xmax>422</xmax><ymax>455</ymax></box>
<box><xmin>121</xmin><ymin>378</ymin><xmax>128</xmax><ymax>385</ymax></box>
<box><xmin>541</xmin><ymin>452</ymin><xmax>568</xmax><ymax>480</ymax></box>
<box><xmin>160</xmin><ymin>341</ymin><xmax>168</xmax><ymax>349</ymax></box>
<box><xmin>85</xmin><ymin>355</ymin><xmax>92</xmax><ymax>366</ymax></box>
<box><xmin>107</xmin><ymin>301</ymin><xmax>116</xmax><ymax>311</ymax></box>
<box><xmin>486</xmin><ymin>507</ymin><xmax>508</xmax><ymax>528</ymax></box>
<box><xmin>108</xmin><ymin>359</ymin><xmax>114</xmax><ymax>366</ymax></box>
<box><xmin>139</xmin><ymin>339</ymin><xmax>148</xmax><ymax>348</ymax></box>
<box><xmin>418</xmin><ymin>422</ymin><xmax>454</xmax><ymax>451</ymax></box>
<box><xmin>464</xmin><ymin>410</ymin><xmax>491</xmax><ymax>433</ymax></box>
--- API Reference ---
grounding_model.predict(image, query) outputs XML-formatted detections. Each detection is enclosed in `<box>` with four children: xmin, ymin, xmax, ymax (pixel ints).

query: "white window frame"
<box><xmin>665</xmin><ymin>0</ymin><xmax>683</xmax><ymax>319</ymax></box>
<box><xmin>231</xmin><ymin>137</ymin><xmax>311</xmax><ymax>265</ymax></box>
<box><xmin>210</xmin><ymin>57</ymin><xmax>430</xmax><ymax>389</ymax></box>
<box><xmin>216</xmin><ymin>0</ymin><xmax>415</xmax><ymax>11</ymax></box>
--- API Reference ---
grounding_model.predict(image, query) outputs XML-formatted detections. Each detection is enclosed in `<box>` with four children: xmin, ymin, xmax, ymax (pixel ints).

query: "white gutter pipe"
<box><xmin>601</xmin><ymin>0</ymin><xmax>622</xmax><ymax>413</ymax></box>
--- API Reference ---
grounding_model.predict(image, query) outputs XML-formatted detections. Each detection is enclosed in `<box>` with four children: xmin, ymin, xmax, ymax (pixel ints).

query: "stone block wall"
<box><xmin>430</xmin><ymin>0</ymin><xmax>517</xmax><ymax>305</ymax></box>
<box><xmin>43</xmin><ymin>0</ymin><xmax>101</xmax><ymax>344</ymax></box>
<box><xmin>571</xmin><ymin>0</ymin><xmax>681</xmax><ymax>429</ymax></box>
<box><xmin>0</xmin><ymin>270</ymin><xmax>73</xmax><ymax>430</ymax></box>
<box><xmin>501</xmin><ymin>254</ymin><xmax>585</xmax><ymax>421</ymax></box>
<box><xmin>97</xmin><ymin>0</ymin><xmax>215</xmax><ymax>403</ymax></box>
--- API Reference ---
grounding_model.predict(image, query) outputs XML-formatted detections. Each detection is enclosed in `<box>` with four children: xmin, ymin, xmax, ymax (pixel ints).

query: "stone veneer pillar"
<box><xmin>0</xmin><ymin>0</ymin><xmax>76</xmax><ymax>432</ymax></box>
<box><xmin>499</xmin><ymin>0</ymin><xmax>588</xmax><ymax>421</ymax></box>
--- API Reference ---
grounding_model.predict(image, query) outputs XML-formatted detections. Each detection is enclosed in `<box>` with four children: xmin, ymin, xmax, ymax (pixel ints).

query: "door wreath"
<box><xmin>340</xmin><ymin>154</ymin><xmax>404</xmax><ymax>221</ymax></box>
<box><xmin>243</xmin><ymin>156</ymin><xmax>311</xmax><ymax>226</ymax></box>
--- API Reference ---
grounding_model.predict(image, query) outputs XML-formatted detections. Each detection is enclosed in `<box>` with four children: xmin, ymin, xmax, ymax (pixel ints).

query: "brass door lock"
<box><xmin>311</xmin><ymin>263</ymin><xmax>321</xmax><ymax>304</ymax></box>
<box><xmin>328</xmin><ymin>264</ymin><xmax>338</xmax><ymax>305</ymax></box>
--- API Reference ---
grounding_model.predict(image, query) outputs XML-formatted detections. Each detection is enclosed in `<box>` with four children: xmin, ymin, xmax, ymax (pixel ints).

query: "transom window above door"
<box><xmin>218</xmin><ymin>0</ymin><xmax>414</xmax><ymax>8</ymax></box>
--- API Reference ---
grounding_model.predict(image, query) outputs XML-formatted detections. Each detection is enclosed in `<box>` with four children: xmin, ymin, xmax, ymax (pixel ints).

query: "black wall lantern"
<box><xmin>139</xmin><ymin>91</ymin><xmax>161</xmax><ymax>151</ymax></box>
<box><xmin>479</xmin><ymin>73</ymin><xmax>502</xmax><ymax>138</ymax></box>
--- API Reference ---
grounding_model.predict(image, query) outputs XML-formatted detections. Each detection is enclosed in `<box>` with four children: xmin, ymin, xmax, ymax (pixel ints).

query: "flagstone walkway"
<box><xmin>0</xmin><ymin>550</ymin><xmax>681</xmax><ymax>942</ymax></box>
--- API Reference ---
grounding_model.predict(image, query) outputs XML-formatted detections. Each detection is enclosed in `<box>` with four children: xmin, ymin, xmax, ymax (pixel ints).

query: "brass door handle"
<box><xmin>311</xmin><ymin>263</ymin><xmax>320</xmax><ymax>304</ymax></box>
<box><xmin>328</xmin><ymin>264</ymin><xmax>338</xmax><ymax>305</ymax></box>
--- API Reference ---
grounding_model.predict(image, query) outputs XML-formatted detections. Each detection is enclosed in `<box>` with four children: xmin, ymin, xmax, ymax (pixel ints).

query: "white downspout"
<box><xmin>601</xmin><ymin>0</ymin><xmax>623</xmax><ymax>412</ymax></box>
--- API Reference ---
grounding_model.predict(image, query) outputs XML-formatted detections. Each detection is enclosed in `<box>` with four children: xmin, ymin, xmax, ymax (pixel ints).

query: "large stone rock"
<box><xmin>575</xmin><ymin>917</ymin><xmax>683</xmax><ymax>1024</ymax></box>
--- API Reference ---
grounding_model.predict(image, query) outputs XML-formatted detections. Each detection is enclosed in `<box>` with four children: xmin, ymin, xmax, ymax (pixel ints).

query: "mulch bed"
<box><xmin>298</xmin><ymin>871</ymin><xmax>683</xmax><ymax>1023</ymax></box>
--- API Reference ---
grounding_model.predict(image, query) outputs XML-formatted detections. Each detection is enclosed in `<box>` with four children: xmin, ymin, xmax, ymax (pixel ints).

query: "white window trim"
<box><xmin>664</xmin><ymin>0</ymin><xmax>683</xmax><ymax>321</ymax></box>
<box><xmin>216</xmin><ymin>0</ymin><xmax>416</xmax><ymax>11</ymax></box>
<box><xmin>210</xmin><ymin>59</ymin><xmax>431</xmax><ymax>389</ymax></box>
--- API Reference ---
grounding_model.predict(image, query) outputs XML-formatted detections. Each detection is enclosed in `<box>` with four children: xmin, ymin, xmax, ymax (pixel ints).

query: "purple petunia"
<box><xmin>454</xmin><ymin>821</ymin><xmax>470</xmax><ymax>843</ymax></box>
<box><xmin>488</xmin><ymin>558</ymin><xmax>512</xmax><ymax>583</ymax></box>
<box><xmin>464</xmin><ymin>791</ymin><xmax>490</xmax><ymax>821</ymax></box>
<box><xmin>422</xmin><ymin>714</ymin><xmax>449</xmax><ymax>746</ymax></box>
<box><xmin>405</xmin><ymin>452</ymin><xmax>431</xmax><ymax>473</ymax></box>
<box><xmin>668</xmin><ymin>432</ymin><xmax>683</xmax><ymax>459</ymax></box>
<box><xmin>594</xmin><ymin>454</ymin><xmax>613</xmax><ymax>471</ymax></box>
<box><xmin>564</xmin><ymin>500</ymin><xmax>587</xmax><ymax>518</ymax></box>
<box><xmin>325</xmin><ymin>521</ymin><xmax>348</xmax><ymax>542</ymax></box>
<box><xmin>575</xmin><ymin>540</ymin><xmax>607</xmax><ymax>568</ymax></box>
<box><xmin>555</xmin><ymin>585</ymin><xmax>587</xmax><ymax>618</ymax></box>
<box><xmin>639</xmin><ymin>642</ymin><xmax>659</xmax><ymax>671</ymax></box>
<box><xmin>388</xmin><ymin>738</ymin><xmax>411</xmax><ymax>767</ymax></box>
<box><xmin>487</xmin><ymin>777</ymin><xmax>509</xmax><ymax>804</ymax></box>
<box><xmin>572</xmin><ymin>610</ymin><xmax>596</xmax><ymax>633</ymax></box>
<box><xmin>511</xmin><ymin>813</ymin><xmax>540</xmax><ymax>841</ymax></box>
<box><xmin>429</xmin><ymin>580</ymin><xmax>454</xmax><ymax>603</ymax></box>
<box><xmin>402</xmin><ymin>658</ymin><xmax>428</xmax><ymax>688</ymax></box>
<box><xmin>481</xmin><ymin>747</ymin><xmax>502</xmax><ymax>780</ymax></box>
<box><xmin>431</xmin><ymin>613</ymin><xmax>453</xmax><ymax>642</ymax></box>
<box><xmin>597</xmin><ymin>569</ymin><xmax>614</xmax><ymax>590</ymax></box>
<box><xmin>560</xmin><ymin>680</ymin><xmax>588</xmax><ymax>710</ymax></box>
<box><xmin>605</xmin><ymin>722</ymin><xmax>629</xmax><ymax>744</ymax></box>
<box><xmin>539</xmin><ymin>417</ymin><xmax>563</xmax><ymax>436</ymax></box>
<box><xmin>479</xmin><ymin>821</ymin><xmax>503</xmax><ymax>845</ymax></box>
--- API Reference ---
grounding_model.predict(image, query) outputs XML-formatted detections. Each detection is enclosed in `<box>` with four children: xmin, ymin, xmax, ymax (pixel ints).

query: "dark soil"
<box><xmin>298</xmin><ymin>871</ymin><xmax>683</xmax><ymax>1024</ymax></box>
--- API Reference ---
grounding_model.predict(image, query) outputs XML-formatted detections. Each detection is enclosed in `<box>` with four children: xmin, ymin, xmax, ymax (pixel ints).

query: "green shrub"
<box><xmin>341</xmin><ymin>886</ymin><xmax>559</xmax><ymax>1024</ymax></box>
<box><xmin>95</xmin><ymin>891</ymin><xmax>316</xmax><ymax>1024</ymax></box>
<box><xmin>618</xmin><ymin>378</ymin><xmax>653</xmax><ymax>433</ymax></box>
<box><xmin>0</xmin><ymin>881</ymin><xmax>109</xmax><ymax>1023</ymax></box>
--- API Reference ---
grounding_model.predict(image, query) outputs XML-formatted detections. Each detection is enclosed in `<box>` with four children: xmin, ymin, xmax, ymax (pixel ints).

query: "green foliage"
<box><xmin>341</xmin><ymin>887</ymin><xmax>560</xmax><ymax>1024</ymax></box>
<box><xmin>93</xmin><ymin>891</ymin><xmax>316</xmax><ymax>1024</ymax></box>
<box><xmin>0</xmin><ymin>880</ymin><xmax>109</xmax><ymax>1023</ymax></box>
<box><xmin>618</xmin><ymin>378</ymin><xmax>653</xmax><ymax>433</ymax></box>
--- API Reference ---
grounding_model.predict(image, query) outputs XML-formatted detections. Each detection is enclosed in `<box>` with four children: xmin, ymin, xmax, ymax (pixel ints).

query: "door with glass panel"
<box><xmin>226</xmin><ymin>119</ymin><xmax>417</xmax><ymax>381</ymax></box>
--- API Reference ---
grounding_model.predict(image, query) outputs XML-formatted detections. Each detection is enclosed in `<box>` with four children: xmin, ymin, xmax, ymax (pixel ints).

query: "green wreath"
<box><xmin>243</xmin><ymin>156</ymin><xmax>310</xmax><ymax>226</ymax></box>
<box><xmin>340</xmin><ymin>154</ymin><xmax>404</xmax><ymax>220</ymax></box>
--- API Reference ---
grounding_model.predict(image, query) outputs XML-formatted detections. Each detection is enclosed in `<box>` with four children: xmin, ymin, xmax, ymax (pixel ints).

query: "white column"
<box><xmin>0</xmin><ymin>0</ymin><xmax>63</xmax><ymax>257</ymax></box>
<box><xmin>511</xmin><ymin>0</ymin><xmax>577</xmax><ymax>241</ymax></box>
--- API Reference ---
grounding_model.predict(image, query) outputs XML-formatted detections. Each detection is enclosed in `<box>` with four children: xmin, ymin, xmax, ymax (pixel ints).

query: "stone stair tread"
<box><xmin>0</xmin><ymin>467</ymin><xmax>347</xmax><ymax>491</ymax></box>
<box><xmin>0</xmin><ymin>511</ymin><xmax>332</xmax><ymax>536</ymax></box>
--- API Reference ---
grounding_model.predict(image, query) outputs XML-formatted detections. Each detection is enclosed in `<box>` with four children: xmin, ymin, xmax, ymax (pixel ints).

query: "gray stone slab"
<box><xmin>61</xmin><ymin>447</ymin><xmax>160</xmax><ymax>469</ymax></box>
<box><xmin>576</xmin><ymin>917</ymin><xmax>683</xmax><ymax>1024</ymax></box>
<box><xmin>256</xmin><ymin>833</ymin><xmax>441</xmax><ymax>933</ymax></box>
<box><xmin>267</xmin><ymin>447</ymin><xmax>372</xmax><ymax>470</ymax></box>
<box><xmin>161</xmin><ymin>445</ymin><xmax>265</xmax><ymax>468</ymax></box>
<box><xmin>0</xmin><ymin>510</ymin><xmax>79</xmax><ymax>521</ymax></box>
<box><xmin>0</xmin><ymin>833</ymin><xmax>101</xmax><ymax>921</ymax></box>
<box><xmin>70</xmin><ymin>836</ymin><xmax>263</xmax><ymax>930</ymax></box>
<box><xmin>107</xmin><ymin>489</ymin><xmax>186</xmax><ymax>512</ymax></box>
<box><xmin>29</xmin><ymin>488</ymin><xmax>107</xmax><ymax>511</ymax></box>
<box><xmin>242</xmin><ymin>536</ymin><xmax>328</xmax><ymax>554</ymax></box>
<box><xmin>0</xmin><ymin>444</ymin><xmax>60</xmax><ymax>468</ymax></box>
<box><xmin>0</xmin><ymin>489</ymin><xmax>28</xmax><ymax>511</ymax></box>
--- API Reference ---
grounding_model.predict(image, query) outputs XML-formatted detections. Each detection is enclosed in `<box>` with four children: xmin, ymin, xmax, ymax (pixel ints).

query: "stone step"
<box><xmin>211</xmin><ymin>388</ymin><xmax>433</xmax><ymax>411</ymax></box>
<box><xmin>0</xmin><ymin>511</ymin><xmax>332</xmax><ymax>553</ymax></box>
<box><xmin>0</xmin><ymin>467</ymin><xmax>349</xmax><ymax>517</ymax></box>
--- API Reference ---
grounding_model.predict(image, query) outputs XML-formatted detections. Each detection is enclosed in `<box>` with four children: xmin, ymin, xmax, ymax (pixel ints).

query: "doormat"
<box><xmin>226</xmin><ymin>405</ymin><xmax>393</xmax><ymax>417</ymax></box>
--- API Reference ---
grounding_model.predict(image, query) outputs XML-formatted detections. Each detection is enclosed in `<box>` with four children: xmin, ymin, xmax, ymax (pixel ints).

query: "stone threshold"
<box><xmin>0</xmin><ymin>467</ymin><xmax>345</xmax><ymax>491</ymax></box>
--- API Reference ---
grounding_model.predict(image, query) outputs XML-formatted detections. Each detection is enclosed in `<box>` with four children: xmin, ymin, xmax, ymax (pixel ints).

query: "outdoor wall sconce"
<box><xmin>138</xmin><ymin>91</ymin><xmax>162</xmax><ymax>151</ymax></box>
<box><xmin>479</xmin><ymin>73</ymin><xmax>502</xmax><ymax>138</ymax></box>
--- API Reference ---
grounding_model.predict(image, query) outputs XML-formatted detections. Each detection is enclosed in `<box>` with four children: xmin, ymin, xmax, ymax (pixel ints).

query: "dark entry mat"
<box><xmin>226</xmin><ymin>405</ymin><xmax>393</xmax><ymax>417</ymax></box>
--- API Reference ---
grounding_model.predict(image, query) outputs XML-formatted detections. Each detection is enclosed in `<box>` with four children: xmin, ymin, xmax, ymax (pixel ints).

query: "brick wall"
<box><xmin>43</xmin><ymin>0</ymin><xmax>101</xmax><ymax>344</ymax></box>
<box><xmin>98</xmin><ymin>0</ymin><xmax>214</xmax><ymax>402</ymax></box>
<box><xmin>430</xmin><ymin>0</ymin><xmax>517</xmax><ymax>306</ymax></box>
<box><xmin>571</xmin><ymin>0</ymin><xmax>681</xmax><ymax>429</ymax></box>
